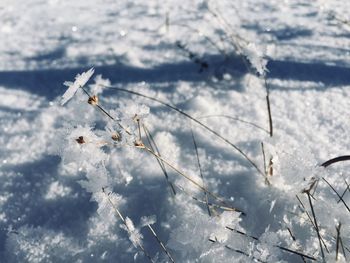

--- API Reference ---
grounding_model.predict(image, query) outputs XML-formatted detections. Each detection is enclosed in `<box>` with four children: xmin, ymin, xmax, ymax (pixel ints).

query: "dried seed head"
<box><xmin>111</xmin><ymin>131</ymin><xmax>122</xmax><ymax>142</ymax></box>
<box><xmin>76</xmin><ymin>136</ymin><xmax>85</xmax><ymax>144</ymax></box>
<box><xmin>88</xmin><ymin>95</ymin><xmax>99</xmax><ymax>105</ymax></box>
<box><xmin>268</xmin><ymin>158</ymin><xmax>273</xmax><ymax>177</ymax></box>
<box><xmin>132</xmin><ymin>114</ymin><xmax>140</xmax><ymax>122</ymax></box>
<box><xmin>134</xmin><ymin>140</ymin><xmax>145</xmax><ymax>148</ymax></box>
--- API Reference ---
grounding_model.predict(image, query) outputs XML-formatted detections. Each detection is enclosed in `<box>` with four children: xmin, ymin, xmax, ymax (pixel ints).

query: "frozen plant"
<box><xmin>55</xmin><ymin>69</ymin><xmax>241</xmax><ymax>262</ymax></box>
<box><xmin>242</xmin><ymin>43</ymin><xmax>268</xmax><ymax>76</ymax></box>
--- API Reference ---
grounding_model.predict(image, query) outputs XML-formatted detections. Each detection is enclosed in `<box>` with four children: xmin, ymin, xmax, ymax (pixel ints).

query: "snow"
<box><xmin>1</xmin><ymin>0</ymin><xmax>350</xmax><ymax>262</ymax></box>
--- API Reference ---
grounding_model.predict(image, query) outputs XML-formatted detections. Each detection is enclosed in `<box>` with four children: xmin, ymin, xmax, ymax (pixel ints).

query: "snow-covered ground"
<box><xmin>1</xmin><ymin>0</ymin><xmax>350</xmax><ymax>262</ymax></box>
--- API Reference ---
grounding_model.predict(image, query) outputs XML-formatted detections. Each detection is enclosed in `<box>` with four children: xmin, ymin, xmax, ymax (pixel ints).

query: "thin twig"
<box><xmin>143</xmin><ymin>145</ymin><xmax>244</xmax><ymax>215</ymax></box>
<box><xmin>225</xmin><ymin>244</ymin><xmax>266</xmax><ymax>263</ymax></box>
<box><xmin>296</xmin><ymin>195</ymin><xmax>329</xmax><ymax>251</ymax></box>
<box><xmin>106</xmin><ymin>86</ymin><xmax>265</xmax><ymax>177</ymax></box>
<box><xmin>198</xmin><ymin>115</ymin><xmax>269</xmax><ymax>134</ymax></box>
<box><xmin>173</xmin><ymin>183</ymin><xmax>237</xmax><ymax>212</ymax></box>
<box><xmin>81</xmin><ymin>87</ymin><xmax>115</xmax><ymax>120</ymax></box>
<box><xmin>191</xmin><ymin>128</ymin><xmax>211</xmax><ymax>216</ymax></box>
<box><xmin>142</xmin><ymin>124</ymin><xmax>176</xmax><ymax>195</ymax></box>
<box><xmin>322</xmin><ymin>177</ymin><xmax>350</xmax><ymax>213</ymax></box>
<box><xmin>321</xmin><ymin>155</ymin><xmax>350</xmax><ymax>168</ymax></box>
<box><xmin>146</xmin><ymin>224</ymin><xmax>175</xmax><ymax>263</ymax></box>
<box><xmin>286</xmin><ymin>227</ymin><xmax>307</xmax><ymax>263</ymax></box>
<box><xmin>225</xmin><ymin>227</ymin><xmax>317</xmax><ymax>261</ymax></box>
<box><xmin>260</xmin><ymin>142</ymin><xmax>271</xmax><ymax>185</ymax></box>
<box><xmin>102</xmin><ymin>188</ymin><xmax>155</xmax><ymax>263</ymax></box>
<box><xmin>208</xmin><ymin>238</ymin><xmax>266</xmax><ymax>263</ymax></box>
<box><xmin>306</xmin><ymin>192</ymin><xmax>326</xmax><ymax>262</ymax></box>
<box><xmin>338</xmin><ymin>178</ymin><xmax>350</xmax><ymax>204</ymax></box>
<box><xmin>261</xmin><ymin>142</ymin><xmax>267</xmax><ymax>175</ymax></box>
<box><xmin>264</xmin><ymin>78</ymin><xmax>273</xmax><ymax>137</ymax></box>
<box><xmin>81</xmin><ymin>87</ymin><xmax>131</xmax><ymax>134</ymax></box>
<box><xmin>137</xmin><ymin>119</ymin><xmax>142</xmax><ymax>142</ymax></box>
<box><xmin>287</xmin><ymin>227</ymin><xmax>296</xmax><ymax>242</ymax></box>
<box><xmin>339</xmin><ymin>237</ymin><xmax>347</xmax><ymax>260</ymax></box>
<box><xmin>310</xmin><ymin>179</ymin><xmax>320</xmax><ymax>198</ymax></box>
<box><xmin>296</xmin><ymin>195</ymin><xmax>316</xmax><ymax>229</ymax></box>
<box><xmin>336</xmin><ymin>222</ymin><xmax>341</xmax><ymax>261</ymax></box>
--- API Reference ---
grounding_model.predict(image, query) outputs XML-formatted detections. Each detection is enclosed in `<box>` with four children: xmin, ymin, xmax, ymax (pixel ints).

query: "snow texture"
<box><xmin>1</xmin><ymin>0</ymin><xmax>350</xmax><ymax>262</ymax></box>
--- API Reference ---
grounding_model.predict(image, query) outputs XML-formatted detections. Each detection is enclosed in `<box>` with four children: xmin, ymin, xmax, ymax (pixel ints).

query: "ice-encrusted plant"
<box><xmin>49</xmin><ymin>68</ymin><xmax>343</xmax><ymax>263</ymax></box>
<box><xmin>168</xmin><ymin>0</ymin><xmax>273</xmax><ymax>139</ymax></box>
<box><xmin>54</xmin><ymin>68</ymin><xmax>252</xmax><ymax>262</ymax></box>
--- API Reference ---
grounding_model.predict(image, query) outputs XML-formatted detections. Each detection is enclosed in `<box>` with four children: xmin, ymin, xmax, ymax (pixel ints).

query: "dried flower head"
<box><xmin>132</xmin><ymin>114</ymin><xmax>140</xmax><ymax>123</ymax></box>
<box><xmin>88</xmin><ymin>95</ymin><xmax>99</xmax><ymax>106</ymax></box>
<box><xmin>134</xmin><ymin>140</ymin><xmax>145</xmax><ymax>148</ymax></box>
<box><xmin>268</xmin><ymin>157</ymin><xmax>273</xmax><ymax>177</ymax></box>
<box><xmin>76</xmin><ymin>136</ymin><xmax>85</xmax><ymax>144</ymax></box>
<box><xmin>111</xmin><ymin>131</ymin><xmax>122</xmax><ymax>142</ymax></box>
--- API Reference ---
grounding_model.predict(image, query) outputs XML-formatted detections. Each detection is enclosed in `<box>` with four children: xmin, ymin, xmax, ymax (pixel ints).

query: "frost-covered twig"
<box><xmin>191</xmin><ymin>128</ymin><xmax>211</xmax><ymax>216</ymax></box>
<box><xmin>225</xmin><ymin>227</ymin><xmax>317</xmax><ymax>261</ymax></box>
<box><xmin>296</xmin><ymin>195</ymin><xmax>329</xmax><ymax>250</ymax></box>
<box><xmin>145</xmin><ymin>123</ymin><xmax>238</xmax><ymax>213</ymax></box>
<box><xmin>260</xmin><ymin>142</ymin><xmax>271</xmax><ymax>185</ymax></box>
<box><xmin>264</xmin><ymin>78</ymin><xmax>273</xmax><ymax>137</ymax></box>
<box><xmin>62</xmin><ymin>73</ymin><xmax>263</xmax><ymax>179</ymax></box>
<box><xmin>143</xmin><ymin>144</ymin><xmax>244</xmax><ymax>214</ymax></box>
<box><xmin>322</xmin><ymin>178</ymin><xmax>350</xmax><ymax>213</ymax></box>
<box><xmin>337</xmin><ymin>178</ymin><xmax>350</xmax><ymax>204</ymax></box>
<box><xmin>173</xmin><ymin>183</ymin><xmax>236</xmax><ymax>212</ymax></box>
<box><xmin>80</xmin><ymin>86</ymin><xmax>120</xmax><ymax>126</ymax></box>
<box><xmin>106</xmin><ymin>86</ymin><xmax>265</xmax><ymax>177</ymax></box>
<box><xmin>198</xmin><ymin>115</ymin><xmax>269</xmax><ymax>134</ymax></box>
<box><xmin>62</xmin><ymin>74</ymin><xmax>131</xmax><ymax>136</ymax></box>
<box><xmin>146</xmin><ymin>224</ymin><xmax>175</xmax><ymax>263</ymax></box>
<box><xmin>101</xmin><ymin>188</ymin><xmax>155</xmax><ymax>263</ymax></box>
<box><xmin>208</xmin><ymin>237</ymin><xmax>267</xmax><ymax>263</ymax></box>
<box><xmin>175</xmin><ymin>41</ymin><xmax>209</xmax><ymax>72</ymax></box>
<box><xmin>142</xmin><ymin>124</ymin><xmax>176</xmax><ymax>195</ymax></box>
<box><xmin>61</xmin><ymin>70</ymin><xmax>242</xmax><ymax>211</ymax></box>
<box><xmin>335</xmin><ymin>222</ymin><xmax>342</xmax><ymax>261</ymax></box>
<box><xmin>205</xmin><ymin>2</ymin><xmax>273</xmax><ymax>137</ymax></box>
<box><xmin>306</xmin><ymin>192</ymin><xmax>327</xmax><ymax>262</ymax></box>
<box><xmin>61</xmin><ymin>68</ymin><xmax>95</xmax><ymax>105</ymax></box>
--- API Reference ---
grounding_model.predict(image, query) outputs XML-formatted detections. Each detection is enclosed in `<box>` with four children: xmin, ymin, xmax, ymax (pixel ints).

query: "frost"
<box><xmin>93</xmin><ymin>190</ymin><xmax>123</xmax><ymax>222</ymax></box>
<box><xmin>168</xmin><ymin>204</ymin><xmax>243</xmax><ymax>261</ymax></box>
<box><xmin>242</xmin><ymin>43</ymin><xmax>268</xmax><ymax>76</ymax></box>
<box><xmin>121</xmin><ymin>103</ymin><xmax>150</xmax><ymax>121</ymax></box>
<box><xmin>44</xmin><ymin>181</ymin><xmax>71</xmax><ymax>200</ymax></box>
<box><xmin>102</xmin><ymin>120</ymin><xmax>134</xmax><ymax>147</ymax></box>
<box><xmin>79</xmin><ymin>166</ymin><xmax>113</xmax><ymax>194</ymax></box>
<box><xmin>4</xmin><ymin>1</ymin><xmax>350</xmax><ymax>262</ymax></box>
<box><xmin>269</xmin><ymin>199</ymin><xmax>276</xmax><ymax>213</ymax></box>
<box><xmin>61</xmin><ymin>68</ymin><xmax>95</xmax><ymax>105</ymax></box>
<box><xmin>5</xmin><ymin>226</ymin><xmax>79</xmax><ymax>263</ymax></box>
<box><xmin>140</xmin><ymin>215</ymin><xmax>157</xmax><ymax>227</ymax></box>
<box><xmin>59</xmin><ymin>125</ymin><xmax>108</xmax><ymax>170</ymax></box>
<box><xmin>90</xmin><ymin>74</ymin><xmax>111</xmax><ymax>95</ymax></box>
<box><xmin>121</xmin><ymin>217</ymin><xmax>143</xmax><ymax>248</ymax></box>
<box><xmin>252</xmin><ymin>232</ymin><xmax>281</xmax><ymax>262</ymax></box>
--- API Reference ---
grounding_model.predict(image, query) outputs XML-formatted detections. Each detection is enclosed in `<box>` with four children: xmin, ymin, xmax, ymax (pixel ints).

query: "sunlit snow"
<box><xmin>1</xmin><ymin>0</ymin><xmax>350</xmax><ymax>262</ymax></box>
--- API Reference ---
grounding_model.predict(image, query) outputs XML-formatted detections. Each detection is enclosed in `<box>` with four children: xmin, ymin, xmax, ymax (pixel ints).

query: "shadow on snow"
<box><xmin>0</xmin><ymin>55</ymin><xmax>349</xmax><ymax>100</ymax></box>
